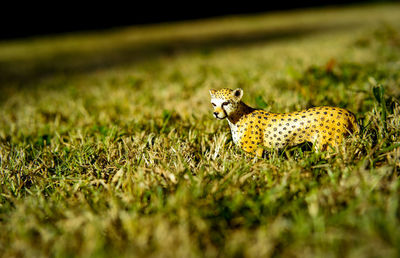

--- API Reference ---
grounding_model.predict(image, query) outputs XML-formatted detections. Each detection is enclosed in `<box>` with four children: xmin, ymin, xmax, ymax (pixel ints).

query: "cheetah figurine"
<box><xmin>210</xmin><ymin>88</ymin><xmax>359</xmax><ymax>157</ymax></box>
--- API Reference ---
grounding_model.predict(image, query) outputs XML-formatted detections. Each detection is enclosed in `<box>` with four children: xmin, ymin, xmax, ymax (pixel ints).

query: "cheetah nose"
<box><xmin>213</xmin><ymin>112</ymin><xmax>218</xmax><ymax>117</ymax></box>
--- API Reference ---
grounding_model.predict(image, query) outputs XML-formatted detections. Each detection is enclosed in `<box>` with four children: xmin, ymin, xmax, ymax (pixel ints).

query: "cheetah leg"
<box><xmin>240</xmin><ymin>144</ymin><xmax>263</xmax><ymax>158</ymax></box>
<box><xmin>315</xmin><ymin>137</ymin><xmax>341</xmax><ymax>159</ymax></box>
<box><xmin>238</xmin><ymin>130</ymin><xmax>264</xmax><ymax>158</ymax></box>
<box><xmin>314</xmin><ymin>136</ymin><xmax>330</xmax><ymax>156</ymax></box>
<box><xmin>313</xmin><ymin>135</ymin><xmax>324</xmax><ymax>152</ymax></box>
<box><xmin>241</xmin><ymin>146</ymin><xmax>257</xmax><ymax>157</ymax></box>
<box><xmin>255</xmin><ymin>147</ymin><xmax>264</xmax><ymax>158</ymax></box>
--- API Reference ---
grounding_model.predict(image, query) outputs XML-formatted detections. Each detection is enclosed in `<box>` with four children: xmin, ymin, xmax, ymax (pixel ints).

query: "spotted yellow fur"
<box><xmin>210</xmin><ymin>88</ymin><xmax>359</xmax><ymax>157</ymax></box>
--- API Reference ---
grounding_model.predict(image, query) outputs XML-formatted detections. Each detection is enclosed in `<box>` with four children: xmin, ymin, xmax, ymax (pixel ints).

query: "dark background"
<box><xmin>0</xmin><ymin>0</ymin><xmax>394</xmax><ymax>40</ymax></box>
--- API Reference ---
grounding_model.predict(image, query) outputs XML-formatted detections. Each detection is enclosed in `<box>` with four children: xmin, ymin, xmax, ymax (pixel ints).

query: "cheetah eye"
<box><xmin>222</xmin><ymin>101</ymin><xmax>230</xmax><ymax>106</ymax></box>
<box><xmin>212</xmin><ymin>103</ymin><xmax>216</xmax><ymax>107</ymax></box>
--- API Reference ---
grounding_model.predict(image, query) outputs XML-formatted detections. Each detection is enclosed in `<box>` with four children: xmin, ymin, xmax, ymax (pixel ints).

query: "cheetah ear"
<box><xmin>232</xmin><ymin>88</ymin><xmax>243</xmax><ymax>101</ymax></box>
<box><xmin>209</xmin><ymin>89</ymin><xmax>216</xmax><ymax>97</ymax></box>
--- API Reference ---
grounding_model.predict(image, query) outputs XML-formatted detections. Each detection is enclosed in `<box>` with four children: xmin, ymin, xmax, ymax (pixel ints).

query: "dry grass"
<box><xmin>1</xmin><ymin>3</ymin><xmax>400</xmax><ymax>257</ymax></box>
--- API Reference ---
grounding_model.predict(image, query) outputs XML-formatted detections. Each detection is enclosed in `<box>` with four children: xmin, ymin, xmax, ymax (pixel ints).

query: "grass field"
<box><xmin>1</xmin><ymin>3</ymin><xmax>400</xmax><ymax>257</ymax></box>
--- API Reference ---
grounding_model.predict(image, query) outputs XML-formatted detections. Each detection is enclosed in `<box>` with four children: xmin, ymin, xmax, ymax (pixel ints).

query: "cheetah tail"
<box><xmin>348</xmin><ymin>112</ymin><xmax>360</xmax><ymax>135</ymax></box>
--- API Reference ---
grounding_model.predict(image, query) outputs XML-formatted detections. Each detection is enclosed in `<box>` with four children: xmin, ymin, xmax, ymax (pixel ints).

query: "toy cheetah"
<box><xmin>210</xmin><ymin>88</ymin><xmax>359</xmax><ymax>157</ymax></box>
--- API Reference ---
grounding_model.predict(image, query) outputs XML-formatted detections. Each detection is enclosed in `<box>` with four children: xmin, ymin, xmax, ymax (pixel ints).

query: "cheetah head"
<box><xmin>209</xmin><ymin>88</ymin><xmax>243</xmax><ymax>119</ymax></box>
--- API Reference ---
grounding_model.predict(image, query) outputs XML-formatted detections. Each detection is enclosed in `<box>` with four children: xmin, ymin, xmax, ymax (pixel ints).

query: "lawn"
<box><xmin>1</xmin><ymin>3</ymin><xmax>400</xmax><ymax>257</ymax></box>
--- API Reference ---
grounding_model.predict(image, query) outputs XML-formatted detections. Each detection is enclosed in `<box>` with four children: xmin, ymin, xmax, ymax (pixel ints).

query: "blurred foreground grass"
<box><xmin>1</xmin><ymin>3</ymin><xmax>400</xmax><ymax>257</ymax></box>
